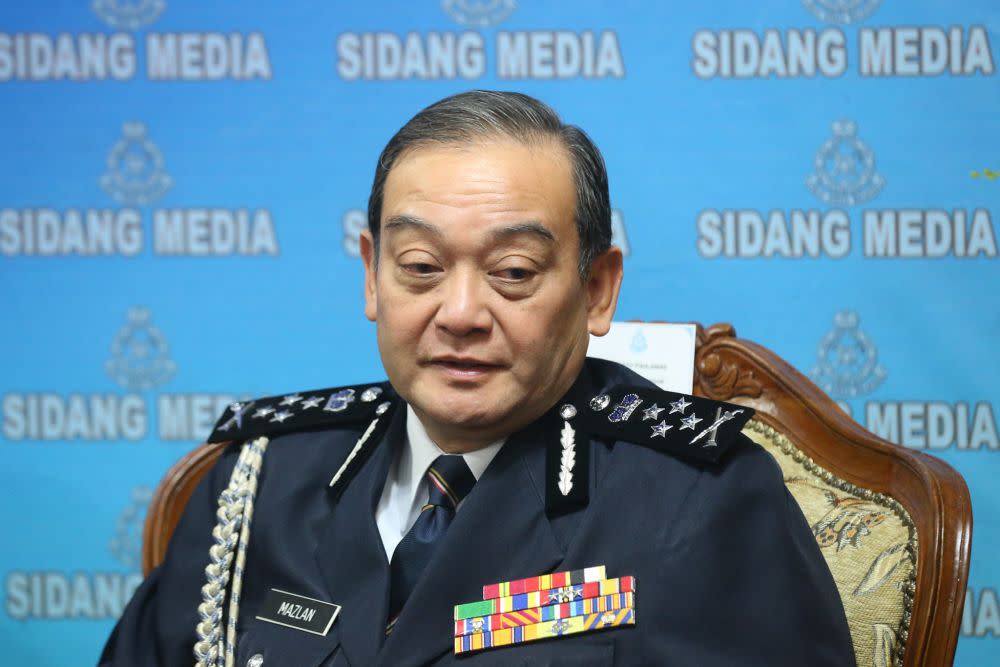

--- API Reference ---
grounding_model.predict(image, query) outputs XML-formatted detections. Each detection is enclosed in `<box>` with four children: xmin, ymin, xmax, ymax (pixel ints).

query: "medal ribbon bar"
<box><xmin>481</xmin><ymin>566</ymin><xmax>606</xmax><ymax>600</ymax></box>
<box><xmin>454</xmin><ymin>607</ymin><xmax>636</xmax><ymax>655</ymax></box>
<box><xmin>455</xmin><ymin>592</ymin><xmax>633</xmax><ymax>636</ymax></box>
<box><xmin>454</xmin><ymin>576</ymin><xmax>635</xmax><ymax>620</ymax></box>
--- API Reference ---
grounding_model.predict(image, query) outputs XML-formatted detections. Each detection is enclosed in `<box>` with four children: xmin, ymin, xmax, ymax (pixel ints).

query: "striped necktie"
<box><xmin>387</xmin><ymin>454</ymin><xmax>476</xmax><ymax>631</ymax></box>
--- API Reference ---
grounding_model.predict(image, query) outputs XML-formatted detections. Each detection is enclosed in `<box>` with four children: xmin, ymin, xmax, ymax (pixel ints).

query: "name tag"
<box><xmin>255</xmin><ymin>588</ymin><xmax>341</xmax><ymax>636</ymax></box>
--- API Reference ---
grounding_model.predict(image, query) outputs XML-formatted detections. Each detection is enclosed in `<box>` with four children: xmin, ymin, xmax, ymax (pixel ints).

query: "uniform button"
<box><xmin>247</xmin><ymin>654</ymin><xmax>264</xmax><ymax>667</ymax></box>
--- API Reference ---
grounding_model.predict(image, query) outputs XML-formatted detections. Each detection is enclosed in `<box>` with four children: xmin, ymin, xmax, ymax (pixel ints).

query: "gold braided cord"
<box><xmin>193</xmin><ymin>437</ymin><xmax>270</xmax><ymax>667</ymax></box>
<box><xmin>224</xmin><ymin>437</ymin><xmax>269</xmax><ymax>667</ymax></box>
<box><xmin>192</xmin><ymin>414</ymin><xmax>383</xmax><ymax>667</ymax></box>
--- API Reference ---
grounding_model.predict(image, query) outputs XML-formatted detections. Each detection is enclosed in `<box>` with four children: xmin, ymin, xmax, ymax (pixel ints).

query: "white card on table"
<box><xmin>587</xmin><ymin>321</ymin><xmax>696</xmax><ymax>394</ymax></box>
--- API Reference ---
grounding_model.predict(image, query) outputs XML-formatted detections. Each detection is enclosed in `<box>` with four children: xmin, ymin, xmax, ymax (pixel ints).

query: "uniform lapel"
<box><xmin>310</xmin><ymin>404</ymin><xmax>403</xmax><ymax>667</ymax></box>
<box><xmin>377</xmin><ymin>414</ymin><xmax>565</xmax><ymax>667</ymax></box>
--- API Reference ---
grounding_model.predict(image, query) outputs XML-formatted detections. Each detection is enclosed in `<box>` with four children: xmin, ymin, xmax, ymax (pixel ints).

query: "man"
<box><xmin>100</xmin><ymin>91</ymin><xmax>855</xmax><ymax>666</ymax></box>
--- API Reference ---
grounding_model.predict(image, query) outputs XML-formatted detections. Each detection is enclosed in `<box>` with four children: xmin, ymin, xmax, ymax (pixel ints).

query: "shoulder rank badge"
<box><xmin>574</xmin><ymin>386</ymin><xmax>753</xmax><ymax>464</ymax></box>
<box><xmin>545</xmin><ymin>385</ymin><xmax>754</xmax><ymax>515</ymax></box>
<box><xmin>206</xmin><ymin>381</ymin><xmax>394</xmax><ymax>444</ymax></box>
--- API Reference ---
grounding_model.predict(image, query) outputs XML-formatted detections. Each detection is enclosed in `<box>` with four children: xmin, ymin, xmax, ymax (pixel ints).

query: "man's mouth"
<box><xmin>427</xmin><ymin>357</ymin><xmax>503</xmax><ymax>377</ymax></box>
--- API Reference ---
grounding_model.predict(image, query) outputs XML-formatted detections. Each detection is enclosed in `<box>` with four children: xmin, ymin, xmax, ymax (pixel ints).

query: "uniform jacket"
<box><xmin>100</xmin><ymin>358</ymin><xmax>855</xmax><ymax>666</ymax></box>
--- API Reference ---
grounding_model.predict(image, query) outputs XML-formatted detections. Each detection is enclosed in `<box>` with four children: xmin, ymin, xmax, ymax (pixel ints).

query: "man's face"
<box><xmin>360</xmin><ymin>137</ymin><xmax>622</xmax><ymax>451</ymax></box>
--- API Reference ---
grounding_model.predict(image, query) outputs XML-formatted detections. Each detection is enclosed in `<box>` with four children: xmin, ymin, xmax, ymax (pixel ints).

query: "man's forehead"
<box><xmin>383</xmin><ymin>140</ymin><xmax>572</xmax><ymax>213</ymax></box>
<box><xmin>383</xmin><ymin>213</ymin><xmax>557</xmax><ymax>245</ymax></box>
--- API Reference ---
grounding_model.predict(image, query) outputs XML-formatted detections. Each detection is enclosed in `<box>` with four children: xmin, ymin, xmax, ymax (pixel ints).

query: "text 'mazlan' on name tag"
<box><xmin>255</xmin><ymin>588</ymin><xmax>342</xmax><ymax>636</ymax></box>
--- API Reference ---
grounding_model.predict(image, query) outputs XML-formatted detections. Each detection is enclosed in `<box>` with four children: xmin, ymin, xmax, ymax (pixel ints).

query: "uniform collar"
<box><xmin>403</xmin><ymin>404</ymin><xmax>503</xmax><ymax>495</ymax></box>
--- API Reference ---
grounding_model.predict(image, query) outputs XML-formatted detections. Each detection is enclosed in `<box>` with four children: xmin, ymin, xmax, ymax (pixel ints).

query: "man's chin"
<box><xmin>424</xmin><ymin>403</ymin><xmax>501</xmax><ymax>430</ymax></box>
<box><xmin>412</xmin><ymin>394</ymin><xmax>512</xmax><ymax>439</ymax></box>
<box><xmin>403</xmin><ymin>376</ymin><xmax>523</xmax><ymax>437</ymax></box>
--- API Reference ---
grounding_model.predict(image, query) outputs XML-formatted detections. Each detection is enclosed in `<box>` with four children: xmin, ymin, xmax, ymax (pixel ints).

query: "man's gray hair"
<box><xmin>366</xmin><ymin>90</ymin><xmax>612</xmax><ymax>277</ymax></box>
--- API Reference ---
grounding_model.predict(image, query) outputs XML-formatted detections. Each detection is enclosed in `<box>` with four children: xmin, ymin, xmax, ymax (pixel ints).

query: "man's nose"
<box><xmin>433</xmin><ymin>269</ymin><xmax>493</xmax><ymax>336</ymax></box>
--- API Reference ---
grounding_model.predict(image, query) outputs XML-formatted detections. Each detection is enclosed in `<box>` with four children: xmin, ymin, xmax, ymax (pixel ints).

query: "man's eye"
<box><xmin>403</xmin><ymin>263</ymin><xmax>438</xmax><ymax>275</ymax></box>
<box><xmin>494</xmin><ymin>267</ymin><xmax>534</xmax><ymax>281</ymax></box>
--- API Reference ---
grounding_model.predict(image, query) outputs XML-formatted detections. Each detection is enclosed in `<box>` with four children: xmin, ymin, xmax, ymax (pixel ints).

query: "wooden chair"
<box><xmin>142</xmin><ymin>323</ymin><xmax>972</xmax><ymax>666</ymax></box>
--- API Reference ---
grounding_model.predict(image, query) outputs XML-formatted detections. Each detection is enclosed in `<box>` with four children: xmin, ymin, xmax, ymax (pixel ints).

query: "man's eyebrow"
<box><xmin>383</xmin><ymin>216</ymin><xmax>556</xmax><ymax>244</ymax></box>
<box><xmin>384</xmin><ymin>214</ymin><xmax>442</xmax><ymax>237</ymax></box>
<box><xmin>489</xmin><ymin>222</ymin><xmax>556</xmax><ymax>244</ymax></box>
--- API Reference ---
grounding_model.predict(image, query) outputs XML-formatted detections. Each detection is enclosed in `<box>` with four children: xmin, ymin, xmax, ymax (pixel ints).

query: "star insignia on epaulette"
<box><xmin>300</xmin><ymin>396</ymin><xmax>323</xmax><ymax>409</ymax></box>
<box><xmin>650</xmin><ymin>420</ymin><xmax>671</xmax><ymax>438</ymax></box>
<box><xmin>279</xmin><ymin>394</ymin><xmax>303</xmax><ymax>406</ymax></box>
<box><xmin>270</xmin><ymin>410</ymin><xmax>293</xmax><ymax>423</ymax></box>
<box><xmin>679</xmin><ymin>413</ymin><xmax>702</xmax><ymax>430</ymax></box>
<box><xmin>669</xmin><ymin>397</ymin><xmax>691</xmax><ymax>414</ymax></box>
<box><xmin>642</xmin><ymin>403</ymin><xmax>664</xmax><ymax>421</ymax></box>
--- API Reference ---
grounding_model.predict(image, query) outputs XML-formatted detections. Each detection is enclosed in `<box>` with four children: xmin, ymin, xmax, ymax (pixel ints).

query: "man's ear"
<box><xmin>360</xmin><ymin>230</ymin><xmax>378</xmax><ymax>322</ymax></box>
<box><xmin>586</xmin><ymin>246</ymin><xmax>624</xmax><ymax>336</ymax></box>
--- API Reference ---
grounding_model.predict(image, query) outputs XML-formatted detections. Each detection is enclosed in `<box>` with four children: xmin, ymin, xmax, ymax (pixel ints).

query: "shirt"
<box><xmin>375</xmin><ymin>405</ymin><xmax>504</xmax><ymax>560</ymax></box>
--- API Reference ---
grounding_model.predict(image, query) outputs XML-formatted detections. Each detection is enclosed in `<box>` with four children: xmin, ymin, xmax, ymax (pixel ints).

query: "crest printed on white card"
<box><xmin>588</xmin><ymin>322</ymin><xmax>696</xmax><ymax>394</ymax></box>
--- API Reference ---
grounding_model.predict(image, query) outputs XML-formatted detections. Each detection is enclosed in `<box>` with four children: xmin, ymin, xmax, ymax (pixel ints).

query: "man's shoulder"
<box><xmin>577</xmin><ymin>357</ymin><xmax>755</xmax><ymax>467</ymax></box>
<box><xmin>204</xmin><ymin>380</ymin><xmax>395</xmax><ymax>444</ymax></box>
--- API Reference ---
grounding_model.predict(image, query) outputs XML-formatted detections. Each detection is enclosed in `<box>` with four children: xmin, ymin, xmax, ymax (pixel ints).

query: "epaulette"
<box><xmin>574</xmin><ymin>385</ymin><xmax>754</xmax><ymax>464</ymax></box>
<box><xmin>545</xmin><ymin>385</ymin><xmax>754</xmax><ymax>516</ymax></box>
<box><xmin>206</xmin><ymin>381</ymin><xmax>394</xmax><ymax>444</ymax></box>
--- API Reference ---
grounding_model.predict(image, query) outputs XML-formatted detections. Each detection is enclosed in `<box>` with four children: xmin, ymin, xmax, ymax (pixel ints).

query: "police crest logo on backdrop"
<box><xmin>100</xmin><ymin>122</ymin><xmax>173</xmax><ymax>207</ymax></box>
<box><xmin>104</xmin><ymin>307</ymin><xmax>177</xmax><ymax>391</ymax></box>
<box><xmin>810</xmin><ymin>311</ymin><xmax>887</xmax><ymax>399</ymax></box>
<box><xmin>806</xmin><ymin>120</ymin><xmax>884</xmax><ymax>207</ymax></box>
<box><xmin>92</xmin><ymin>0</ymin><xmax>166</xmax><ymax>30</ymax></box>
<box><xmin>108</xmin><ymin>486</ymin><xmax>153</xmax><ymax>569</ymax></box>
<box><xmin>802</xmin><ymin>0</ymin><xmax>881</xmax><ymax>25</ymax></box>
<box><xmin>441</xmin><ymin>0</ymin><xmax>517</xmax><ymax>28</ymax></box>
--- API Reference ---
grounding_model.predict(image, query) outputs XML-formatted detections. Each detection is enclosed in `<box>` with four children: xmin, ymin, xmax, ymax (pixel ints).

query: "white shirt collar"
<box><xmin>375</xmin><ymin>405</ymin><xmax>506</xmax><ymax>560</ymax></box>
<box><xmin>403</xmin><ymin>404</ymin><xmax>503</xmax><ymax>497</ymax></box>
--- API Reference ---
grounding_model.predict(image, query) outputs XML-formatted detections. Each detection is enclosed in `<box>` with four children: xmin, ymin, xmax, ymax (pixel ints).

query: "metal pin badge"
<box><xmin>589</xmin><ymin>394</ymin><xmax>611</xmax><ymax>411</ymax></box>
<box><xmin>608</xmin><ymin>394</ymin><xmax>642</xmax><ymax>423</ymax></box>
<box><xmin>361</xmin><ymin>386</ymin><xmax>383</xmax><ymax>402</ymax></box>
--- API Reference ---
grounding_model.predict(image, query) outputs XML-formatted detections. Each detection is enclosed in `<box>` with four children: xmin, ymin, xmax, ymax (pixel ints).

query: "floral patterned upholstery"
<box><xmin>744</xmin><ymin>420</ymin><xmax>917</xmax><ymax>667</ymax></box>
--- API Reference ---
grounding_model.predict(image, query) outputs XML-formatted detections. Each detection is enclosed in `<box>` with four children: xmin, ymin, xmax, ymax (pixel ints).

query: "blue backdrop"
<box><xmin>1</xmin><ymin>1</ymin><xmax>997</xmax><ymax>664</ymax></box>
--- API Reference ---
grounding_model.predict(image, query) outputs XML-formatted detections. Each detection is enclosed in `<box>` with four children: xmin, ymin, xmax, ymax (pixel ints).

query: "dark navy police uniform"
<box><xmin>100</xmin><ymin>358</ymin><xmax>855</xmax><ymax>666</ymax></box>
